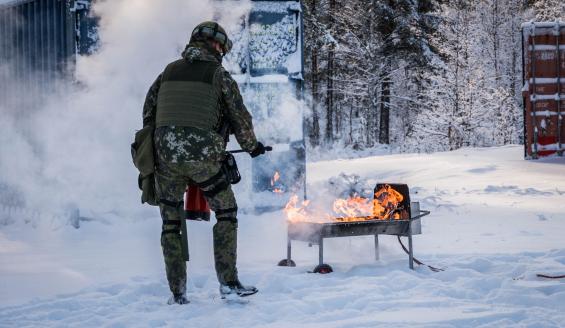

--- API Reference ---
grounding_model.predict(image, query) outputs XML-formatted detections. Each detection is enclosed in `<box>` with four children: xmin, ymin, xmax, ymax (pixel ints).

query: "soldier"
<box><xmin>142</xmin><ymin>21</ymin><xmax>267</xmax><ymax>304</ymax></box>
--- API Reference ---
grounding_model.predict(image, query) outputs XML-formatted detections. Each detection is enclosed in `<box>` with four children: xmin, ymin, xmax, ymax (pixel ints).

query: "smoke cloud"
<box><xmin>0</xmin><ymin>0</ymin><xmax>251</xmax><ymax>225</ymax></box>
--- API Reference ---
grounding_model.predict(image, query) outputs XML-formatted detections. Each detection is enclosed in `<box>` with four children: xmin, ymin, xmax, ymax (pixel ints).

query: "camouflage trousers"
<box><xmin>155</xmin><ymin>159</ymin><xmax>238</xmax><ymax>296</ymax></box>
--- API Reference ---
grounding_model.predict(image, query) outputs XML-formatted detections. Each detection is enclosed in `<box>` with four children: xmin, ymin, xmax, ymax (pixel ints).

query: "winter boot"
<box><xmin>219</xmin><ymin>280</ymin><xmax>258</xmax><ymax>298</ymax></box>
<box><xmin>167</xmin><ymin>293</ymin><xmax>190</xmax><ymax>305</ymax></box>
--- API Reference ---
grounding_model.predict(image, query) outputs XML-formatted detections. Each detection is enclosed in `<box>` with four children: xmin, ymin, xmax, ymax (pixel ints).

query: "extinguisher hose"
<box><xmin>397</xmin><ymin>236</ymin><xmax>445</xmax><ymax>272</ymax></box>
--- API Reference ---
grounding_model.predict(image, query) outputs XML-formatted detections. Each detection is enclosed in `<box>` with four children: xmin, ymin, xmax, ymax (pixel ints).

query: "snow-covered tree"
<box><xmin>532</xmin><ymin>0</ymin><xmax>565</xmax><ymax>20</ymax></box>
<box><xmin>301</xmin><ymin>0</ymin><xmax>558</xmax><ymax>153</ymax></box>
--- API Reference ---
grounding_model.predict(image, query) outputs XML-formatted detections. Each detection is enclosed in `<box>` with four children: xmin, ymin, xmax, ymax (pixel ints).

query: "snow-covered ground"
<box><xmin>1</xmin><ymin>145</ymin><xmax>564</xmax><ymax>327</ymax></box>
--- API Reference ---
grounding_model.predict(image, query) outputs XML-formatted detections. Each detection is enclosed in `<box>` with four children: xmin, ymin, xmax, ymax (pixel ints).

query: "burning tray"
<box><xmin>278</xmin><ymin>184</ymin><xmax>430</xmax><ymax>273</ymax></box>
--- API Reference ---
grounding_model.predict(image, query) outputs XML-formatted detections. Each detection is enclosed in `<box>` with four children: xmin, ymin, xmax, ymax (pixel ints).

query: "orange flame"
<box><xmin>332</xmin><ymin>195</ymin><xmax>373</xmax><ymax>218</ymax></box>
<box><xmin>283</xmin><ymin>184</ymin><xmax>405</xmax><ymax>223</ymax></box>
<box><xmin>271</xmin><ymin>171</ymin><xmax>284</xmax><ymax>193</ymax></box>
<box><xmin>284</xmin><ymin>195</ymin><xmax>313</xmax><ymax>223</ymax></box>
<box><xmin>372</xmin><ymin>185</ymin><xmax>404</xmax><ymax>220</ymax></box>
<box><xmin>272</xmin><ymin>171</ymin><xmax>280</xmax><ymax>184</ymax></box>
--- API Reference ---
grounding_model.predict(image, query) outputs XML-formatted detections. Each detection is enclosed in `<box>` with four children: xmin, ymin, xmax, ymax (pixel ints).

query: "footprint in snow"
<box><xmin>537</xmin><ymin>214</ymin><xmax>548</xmax><ymax>221</ymax></box>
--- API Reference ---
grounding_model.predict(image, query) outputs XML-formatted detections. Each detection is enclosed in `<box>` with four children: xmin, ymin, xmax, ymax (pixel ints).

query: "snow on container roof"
<box><xmin>252</xmin><ymin>1</ymin><xmax>301</xmax><ymax>14</ymax></box>
<box><xmin>521</xmin><ymin>21</ymin><xmax>565</xmax><ymax>34</ymax></box>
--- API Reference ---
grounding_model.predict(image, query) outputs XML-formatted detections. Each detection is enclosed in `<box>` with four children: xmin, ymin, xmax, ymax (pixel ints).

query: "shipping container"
<box><xmin>522</xmin><ymin>21</ymin><xmax>565</xmax><ymax>159</ymax></box>
<box><xmin>0</xmin><ymin>0</ymin><xmax>97</xmax><ymax>110</ymax></box>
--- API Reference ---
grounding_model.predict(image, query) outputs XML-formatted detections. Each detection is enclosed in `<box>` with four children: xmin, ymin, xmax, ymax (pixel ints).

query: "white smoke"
<box><xmin>0</xmin><ymin>0</ymin><xmax>251</xmax><ymax>225</ymax></box>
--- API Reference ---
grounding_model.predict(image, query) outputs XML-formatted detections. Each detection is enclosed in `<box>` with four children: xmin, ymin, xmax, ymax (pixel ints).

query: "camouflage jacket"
<box><xmin>142</xmin><ymin>42</ymin><xmax>258</xmax><ymax>163</ymax></box>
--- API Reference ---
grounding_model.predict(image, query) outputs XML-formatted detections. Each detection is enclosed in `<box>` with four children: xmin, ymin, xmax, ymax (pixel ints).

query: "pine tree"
<box><xmin>372</xmin><ymin>0</ymin><xmax>442</xmax><ymax>145</ymax></box>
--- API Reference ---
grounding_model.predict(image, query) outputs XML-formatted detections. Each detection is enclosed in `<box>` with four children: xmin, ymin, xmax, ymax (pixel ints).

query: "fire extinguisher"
<box><xmin>184</xmin><ymin>146</ymin><xmax>272</xmax><ymax>221</ymax></box>
<box><xmin>184</xmin><ymin>185</ymin><xmax>211</xmax><ymax>221</ymax></box>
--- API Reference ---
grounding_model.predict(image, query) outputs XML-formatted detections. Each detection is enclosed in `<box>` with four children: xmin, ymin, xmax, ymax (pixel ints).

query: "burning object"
<box><xmin>279</xmin><ymin>184</ymin><xmax>429</xmax><ymax>273</ymax></box>
<box><xmin>270</xmin><ymin>171</ymin><xmax>285</xmax><ymax>193</ymax></box>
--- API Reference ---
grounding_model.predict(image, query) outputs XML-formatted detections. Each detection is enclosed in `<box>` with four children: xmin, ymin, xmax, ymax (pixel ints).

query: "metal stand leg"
<box><xmin>318</xmin><ymin>237</ymin><xmax>324</xmax><ymax>266</ymax></box>
<box><xmin>278</xmin><ymin>231</ymin><xmax>296</xmax><ymax>267</ymax></box>
<box><xmin>313</xmin><ymin>237</ymin><xmax>332</xmax><ymax>274</ymax></box>
<box><xmin>374</xmin><ymin>234</ymin><xmax>380</xmax><ymax>261</ymax></box>
<box><xmin>287</xmin><ymin>237</ymin><xmax>292</xmax><ymax>262</ymax></box>
<box><xmin>408</xmin><ymin>233</ymin><xmax>414</xmax><ymax>270</ymax></box>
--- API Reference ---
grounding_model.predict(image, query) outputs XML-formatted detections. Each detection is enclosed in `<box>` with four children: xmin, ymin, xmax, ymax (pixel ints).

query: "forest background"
<box><xmin>301</xmin><ymin>0</ymin><xmax>564</xmax><ymax>153</ymax></box>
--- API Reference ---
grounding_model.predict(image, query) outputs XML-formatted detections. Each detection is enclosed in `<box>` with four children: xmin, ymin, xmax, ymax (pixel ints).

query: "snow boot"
<box><xmin>219</xmin><ymin>280</ymin><xmax>258</xmax><ymax>298</ymax></box>
<box><xmin>167</xmin><ymin>293</ymin><xmax>190</xmax><ymax>305</ymax></box>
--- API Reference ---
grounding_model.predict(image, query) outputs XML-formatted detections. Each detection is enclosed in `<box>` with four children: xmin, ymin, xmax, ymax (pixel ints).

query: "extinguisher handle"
<box><xmin>228</xmin><ymin>146</ymin><xmax>273</xmax><ymax>154</ymax></box>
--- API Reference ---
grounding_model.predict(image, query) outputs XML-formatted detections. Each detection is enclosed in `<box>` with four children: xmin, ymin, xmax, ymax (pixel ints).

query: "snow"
<box><xmin>250</xmin><ymin>74</ymin><xmax>291</xmax><ymax>84</ymax></box>
<box><xmin>224</xmin><ymin>0</ymin><xmax>302</xmax><ymax>77</ymax></box>
<box><xmin>527</xmin><ymin>44</ymin><xmax>565</xmax><ymax>51</ymax></box>
<box><xmin>1</xmin><ymin>146</ymin><xmax>565</xmax><ymax>327</ymax></box>
<box><xmin>528</xmin><ymin>77</ymin><xmax>565</xmax><ymax>84</ymax></box>
<box><xmin>521</xmin><ymin>21</ymin><xmax>565</xmax><ymax>30</ymax></box>
<box><xmin>248</xmin><ymin>14</ymin><xmax>298</xmax><ymax>74</ymax></box>
<box><xmin>530</xmin><ymin>96</ymin><xmax>563</xmax><ymax>103</ymax></box>
<box><xmin>535</xmin><ymin>143</ymin><xmax>564</xmax><ymax>151</ymax></box>
<box><xmin>252</xmin><ymin>1</ymin><xmax>301</xmax><ymax>14</ymax></box>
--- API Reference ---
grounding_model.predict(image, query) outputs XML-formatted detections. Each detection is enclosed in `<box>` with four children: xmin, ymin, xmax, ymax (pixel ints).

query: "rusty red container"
<box><xmin>522</xmin><ymin>22</ymin><xmax>565</xmax><ymax>158</ymax></box>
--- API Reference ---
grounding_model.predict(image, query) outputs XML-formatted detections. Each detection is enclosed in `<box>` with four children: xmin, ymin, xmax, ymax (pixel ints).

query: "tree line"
<box><xmin>302</xmin><ymin>0</ymin><xmax>564</xmax><ymax>152</ymax></box>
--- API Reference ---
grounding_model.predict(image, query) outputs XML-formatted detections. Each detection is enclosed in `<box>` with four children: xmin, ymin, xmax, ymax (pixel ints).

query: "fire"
<box><xmin>332</xmin><ymin>195</ymin><xmax>373</xmax><ymax>218</ymax></box>
<box><xmin>283</xmin><ymin>184</ymin><xmax>406</xmax><ymax>223</ymax></box>
<box><xmin>271</xmin><ymin>171</ymin><xmax>284</xmax><ymax>193</ymax></box>
<box><xmin>272</xmin><ymin>171</ymin><xmax>280</xmax><ymax>183</ymax></box>
<box><xmin>284</xmin><ymin>195</ymin><xmax>313</xmax><ymax>223</ymax></box>
<box><xmin>372</xmin><ymin>184</ymin><xmax>404</xmax><ymax>220</ymax></box>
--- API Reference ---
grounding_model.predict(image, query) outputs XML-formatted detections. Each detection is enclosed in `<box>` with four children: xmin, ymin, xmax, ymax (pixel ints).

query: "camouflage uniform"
<box><xmin>142</xmin><ymin>42</ymin><xmax>258</xmax><ymax>296</ymax></box>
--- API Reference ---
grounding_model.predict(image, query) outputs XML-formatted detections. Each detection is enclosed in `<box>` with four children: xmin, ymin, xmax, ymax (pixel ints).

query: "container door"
<box><xmin>226</xmin><ymin>0</ymin><xmax>305</xmax><ymax>212</ymax></box>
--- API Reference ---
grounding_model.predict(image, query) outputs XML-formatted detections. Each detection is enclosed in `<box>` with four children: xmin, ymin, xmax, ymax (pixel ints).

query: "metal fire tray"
<box><xmin>278</xmin><ymin>202</ymin><xmax>430</xmax><ymax>272</ymax></box>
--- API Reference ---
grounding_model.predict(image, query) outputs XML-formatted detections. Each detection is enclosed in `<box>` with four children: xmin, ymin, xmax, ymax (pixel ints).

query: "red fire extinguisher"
<box><xmin>183</xmin><ymin>146</ymin><xmax>272</xmax><ymax>221</ymax></box>
<box><xmin>184</xmin><ymin>185</ymin><xmax>210</xmax><ymax>221</ymax></box>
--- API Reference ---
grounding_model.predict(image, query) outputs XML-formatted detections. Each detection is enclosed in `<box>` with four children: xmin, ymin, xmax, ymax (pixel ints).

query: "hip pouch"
<box><xmin>131</xmin><ymin>125</ymin><xmax>159</xmax><ymax>206</ymax></box>
<box><xmin>192</xmin><ymin>152</ymin><xmax>241</xmax><ymax>207</ymax></box>
<box><xmin>221</xmin><ymin>152</ymin><xmax>241</xmax><ymax>184</ymax></box>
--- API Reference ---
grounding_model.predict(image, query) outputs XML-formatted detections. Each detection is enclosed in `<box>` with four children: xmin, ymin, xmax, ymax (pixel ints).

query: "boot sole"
<box><xmin>220</xmin><ymin>289</ymin><xmax>258</xmax><ymax>299</ymax></box>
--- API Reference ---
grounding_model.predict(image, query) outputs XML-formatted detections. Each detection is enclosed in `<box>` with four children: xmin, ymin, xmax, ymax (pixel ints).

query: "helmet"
<box><xmin>190</xmin><ymin>21</ymin><xmax>233</xmax><ymax>54</ymax></box>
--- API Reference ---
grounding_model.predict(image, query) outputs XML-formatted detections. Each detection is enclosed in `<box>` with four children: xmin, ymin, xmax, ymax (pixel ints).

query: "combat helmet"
<box><xmin>190</xmin><ymin>21</ymin><xmax>233</xmax><ymax>55</ymax></box>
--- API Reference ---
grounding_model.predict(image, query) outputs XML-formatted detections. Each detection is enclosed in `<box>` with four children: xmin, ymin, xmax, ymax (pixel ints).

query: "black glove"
<box><xmin>250</xmin><ymin>142</ymin><xmax>266</xmax><ymax>158</ymax></box>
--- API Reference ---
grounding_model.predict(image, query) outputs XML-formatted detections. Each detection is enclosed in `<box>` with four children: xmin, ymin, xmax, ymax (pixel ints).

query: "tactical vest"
<box><xmin>156</xmin><ymin>59</ymin><xmax>221</xmax><ymax>129</ymax></box>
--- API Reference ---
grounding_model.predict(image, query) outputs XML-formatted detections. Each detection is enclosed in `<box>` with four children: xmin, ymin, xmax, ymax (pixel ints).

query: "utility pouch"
<box><xmin>221</xmin><ymin>152</ymin><xmax>241</xmax><ymax>184</ymax></box>
<box><xmin>131</xmin><ymin>125</ymin><xmax>158</xmax><ymax>206</ymax></box>
<box><xmin>131</xmin><ymin>125</ymin><xmax>155</xmax><ymax>176</ymax></box>
<box><xmin>138</xmin><ymin>173</ymin><xmax>158</xmax><ymax>206</ymax></box>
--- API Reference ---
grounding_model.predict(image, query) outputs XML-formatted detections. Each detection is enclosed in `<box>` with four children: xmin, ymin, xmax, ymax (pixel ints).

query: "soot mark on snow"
<box><xmin>467</xmin><ymin>165</ymin><xmax>497</xmax><ymax>174</ymax></box>
<box><xmin>537</xmin><ymin>214</ymin><xmax>548</xmax><ymax>221</ymax></box>
<box><xmin>519</xmin><ymin>230</ymin><xmax>543</xmax><ymax>237</ymax></box>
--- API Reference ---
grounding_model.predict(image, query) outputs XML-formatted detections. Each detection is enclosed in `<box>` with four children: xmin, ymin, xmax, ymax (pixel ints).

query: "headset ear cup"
<box><xmin>224</xmin><ymin>38</ymin><xmax>232</xmax><ymax>54</ymax></box>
